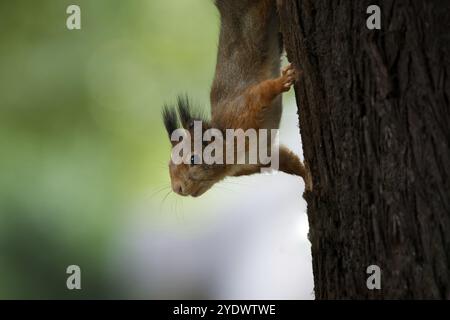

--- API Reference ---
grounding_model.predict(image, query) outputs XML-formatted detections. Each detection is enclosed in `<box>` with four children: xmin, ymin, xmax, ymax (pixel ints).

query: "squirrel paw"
<box><xmin>280</xmin><ymin>63</ymin><xmax>300</xmax><ymax>91</ymax></box>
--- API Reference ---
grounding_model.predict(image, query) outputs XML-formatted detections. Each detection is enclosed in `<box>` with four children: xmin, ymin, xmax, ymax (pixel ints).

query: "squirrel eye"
<box><xmin>190</xmin><ymin>155</ymin><xmax>199</xmax><ymax>165</ymax></box>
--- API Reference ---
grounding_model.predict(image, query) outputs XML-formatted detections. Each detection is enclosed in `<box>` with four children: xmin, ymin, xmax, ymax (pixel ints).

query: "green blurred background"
<box><xmin>0</xmin><ymin>0</ymin><xmax>312</xmax><ymax>300</ymax></box>
<box><xmin>0</xmin><ymin>0</ymin><xmax>219</xmax><ymax>299</ymax></box>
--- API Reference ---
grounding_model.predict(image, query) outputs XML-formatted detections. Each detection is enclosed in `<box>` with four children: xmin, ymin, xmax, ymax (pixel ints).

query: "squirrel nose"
<box><xmin>172</xmin><ymin>183</ymin><xmax>184</xmax><ymax>195</ymax></box>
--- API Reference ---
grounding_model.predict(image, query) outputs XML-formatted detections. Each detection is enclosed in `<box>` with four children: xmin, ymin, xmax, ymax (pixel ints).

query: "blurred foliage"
<box><xmin>0</xmin><ymin>0</ymin><xmax>219</xmax><ymax>299</ymax></box>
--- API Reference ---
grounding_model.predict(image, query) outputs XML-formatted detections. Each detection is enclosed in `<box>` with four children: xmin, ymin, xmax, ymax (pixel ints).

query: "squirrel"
<box><xmin>162</xmin><ymin>0</ymin><xmax>311</xmax><ymax>197</ymax></box>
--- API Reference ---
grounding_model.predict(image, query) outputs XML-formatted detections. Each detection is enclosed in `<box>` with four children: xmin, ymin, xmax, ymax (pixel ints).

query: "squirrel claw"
<box><xmin>280</xmin><ymin>63</ymin><xmax>300</xmax><ymax>91</ymax></box>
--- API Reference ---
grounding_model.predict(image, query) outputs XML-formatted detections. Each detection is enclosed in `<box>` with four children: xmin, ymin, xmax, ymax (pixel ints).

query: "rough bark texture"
<box><xmin>278</xmin><ymin>0</ymin><xmax>450</xmax><ymax>299</ymax></box>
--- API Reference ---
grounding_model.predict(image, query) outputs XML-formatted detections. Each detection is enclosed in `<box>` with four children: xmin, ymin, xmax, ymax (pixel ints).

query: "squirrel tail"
<box><xmin>214</xmin><ymin>0</ymin><xmax>276</xmax><ymax>14</ymax></box>
<box><xmin>214</xmin><ymin>0</ymin><xmax>254</xmax><ymax>11</ymax></box>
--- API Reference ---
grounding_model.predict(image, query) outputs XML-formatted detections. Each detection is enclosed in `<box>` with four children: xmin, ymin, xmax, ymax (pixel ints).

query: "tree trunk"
<box><xmin>278</xmin><ymin>0</ymin><xmax>450</xmax><ymax>299</ymax></box>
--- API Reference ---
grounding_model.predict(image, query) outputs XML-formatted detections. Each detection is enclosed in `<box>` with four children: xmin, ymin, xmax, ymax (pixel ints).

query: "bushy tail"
<box><xmin>214</xmin><ymin>0</ymin><xmax>256</xmax><ymax>12</ymax></box>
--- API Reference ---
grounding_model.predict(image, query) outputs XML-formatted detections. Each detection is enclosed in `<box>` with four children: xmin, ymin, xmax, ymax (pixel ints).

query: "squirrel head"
<box><xmin>162</xmin><ymin>95</ymin><xmax>227</xmax><ymax>197</ymax></box>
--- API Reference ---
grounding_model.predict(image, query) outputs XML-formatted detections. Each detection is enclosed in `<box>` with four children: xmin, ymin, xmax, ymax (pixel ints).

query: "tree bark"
<box><xmin>278</xmin><ymin>0</ymin><xmax>450</xmax><ymax>299</ymax></box>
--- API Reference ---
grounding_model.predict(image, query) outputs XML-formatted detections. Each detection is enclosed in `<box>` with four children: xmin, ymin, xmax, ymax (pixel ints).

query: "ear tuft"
<box><xmin>162</xmin><ymin>104</ymin><xmax>179</xmax><ymax>137</ymax></box>
<box><xmin>177</xmin><ymin>94</ymin><xmax>207</xmax><ymax>128</ymax></box>
<box><xmin>177</xmin><ymin>94</ymin><xmax>193</xmax><ymax>128</ymax></box>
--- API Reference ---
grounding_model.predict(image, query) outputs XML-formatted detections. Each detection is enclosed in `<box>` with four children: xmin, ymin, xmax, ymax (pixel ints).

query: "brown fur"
<box><xmin>163</xmin><ymin>0</ymin><xmax>310</xmax><ymax>197</ymax></box>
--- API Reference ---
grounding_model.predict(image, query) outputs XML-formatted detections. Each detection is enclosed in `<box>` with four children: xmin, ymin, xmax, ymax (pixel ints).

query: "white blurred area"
<box><xmin>110</xmin><ymin>100</ymin><xmax>314</xmax><ymax>299</ymax></box>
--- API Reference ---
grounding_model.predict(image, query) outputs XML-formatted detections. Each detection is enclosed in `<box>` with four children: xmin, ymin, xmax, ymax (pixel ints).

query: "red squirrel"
<box><xmin>162</xmin><ymin>0</ymin><xmax>311</xmax><ymax>197</ymax></box>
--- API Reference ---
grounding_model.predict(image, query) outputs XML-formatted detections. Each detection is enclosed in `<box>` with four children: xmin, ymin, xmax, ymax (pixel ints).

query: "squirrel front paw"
<box><xmin>248</xmin><ymin>63</ymin><xmax>302</xmax><ymax>109</ymax></box>
<box><xmin>280</xmin><ymin>63</ymin><xmax>300</xmax><ymax>91</ymax></box>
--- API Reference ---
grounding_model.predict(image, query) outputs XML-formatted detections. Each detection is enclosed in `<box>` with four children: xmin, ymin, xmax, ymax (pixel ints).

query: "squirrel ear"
<box><xmin>177</xmin><ymin>94</ymin><xmax>207</xmax><ymax>129</ymax></box>
<box><xmin>177</xmin><ymin>94</ymin><xmax>193</xmax><ymax>129</ymax></box>
<box><xmin>162</xmin><ymin>105</ymin><xmax>179</xmax><ymax>140</ymax></box>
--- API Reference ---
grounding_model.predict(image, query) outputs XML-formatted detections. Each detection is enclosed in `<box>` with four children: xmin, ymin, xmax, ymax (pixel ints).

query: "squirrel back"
<box><xmin>162</xmin><ymin>0</ymin><xmax>310</xmax><ymax>197</ymax></box>
<box><xmin>211</xmin><ymin>0</ymin><xmax>282</xmax><ymax>130</ymax></box>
